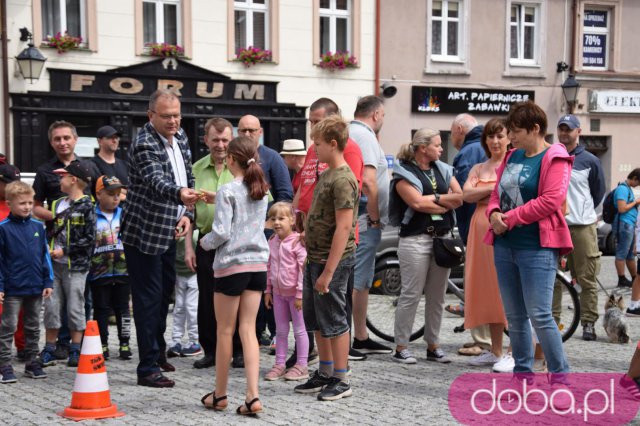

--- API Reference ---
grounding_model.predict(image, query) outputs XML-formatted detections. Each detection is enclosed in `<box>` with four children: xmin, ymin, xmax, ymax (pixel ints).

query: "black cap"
<box><xmin>53</xmin><ymin>161</ymin><xmax>93</xmax><ymax>184</ymax></box>
<box><xmin>96</xmin><ymin>125</ymin><xmax>121</xmax><ymax>139</ymax></box>
<box><xmin>0</xmin><ymin>164</ymin><xmax>21</xmax><ymax>183</ymax></box>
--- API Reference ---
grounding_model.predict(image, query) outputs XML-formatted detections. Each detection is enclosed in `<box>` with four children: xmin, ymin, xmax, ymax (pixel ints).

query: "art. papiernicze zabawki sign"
<box><xmin>411</xmin><ymin>86</ymin><xmax>535</xmax><ymax>114</ymax></box>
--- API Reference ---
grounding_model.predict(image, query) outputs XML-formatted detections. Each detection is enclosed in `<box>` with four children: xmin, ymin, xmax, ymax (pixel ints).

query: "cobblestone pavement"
<box><xmin>2</xmin><ymin>256</ymin><xmax>640</xmax><ymax>425</ymax></box>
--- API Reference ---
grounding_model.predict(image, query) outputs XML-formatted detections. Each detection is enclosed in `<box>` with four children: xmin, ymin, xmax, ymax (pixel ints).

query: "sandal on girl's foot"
<box><xmin>201</xmin><ymin>391</ymin><xmax>228</xmax><ymax>411</ymax></box>
<box><xmin>236</xmin><ymin>397</ymin><xmax>263</xmax><ymax>416</ymax></box>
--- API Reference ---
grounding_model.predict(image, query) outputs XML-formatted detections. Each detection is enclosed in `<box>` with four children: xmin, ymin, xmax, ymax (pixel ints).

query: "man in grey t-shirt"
<box><xmin>349</xmin><ymin>95</ymin><xmax>392</xmax><ymax>357</ymax></box>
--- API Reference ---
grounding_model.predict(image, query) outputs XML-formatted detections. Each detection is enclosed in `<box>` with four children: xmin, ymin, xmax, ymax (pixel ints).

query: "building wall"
<box><xmin>4</xmin><ymin>0</ymin><xmax>377</xmax><ymax>166</ymax></box>
<box><xmin>378</xmin><ymin>0</ymin><xmax>640</xmax><ymax>191</ymax></box>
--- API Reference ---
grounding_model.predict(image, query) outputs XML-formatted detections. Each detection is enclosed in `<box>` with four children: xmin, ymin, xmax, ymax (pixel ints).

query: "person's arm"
<box><xmin>292</xmin><ymin>185</ymin><xmax>302</xmax><ymax>210</ymax></box>
<box><xmin>314</xmin><ymin>208</ymin><xmax>353</xmax><ymax>294</ymax></box>
<box><xmin>590</xmin><ymin>160</ymin><xmax>606</xmax><ymax>207</ymax></box>
<box><xmin>462</xmin><ymin>164</ymin><xmax>494</xmax><ymax>203</ymax></box>
<box><xmin>295</xmin><ymin>239</ymin><xmax>307</xmax><ymax>300</ymax></box>
<box><xmin>33</xmin><ymin>202</ymin><xmax>53</xmax><ymax>222</ymax></box>
<box><xmin>616</xmin><ymin>187</ymin><xmax>640</xmax><ymax>214</ymax></box>
<box><xmin>395</xmin><ymin>179</ymin><xmax>447</xmax><ymax>215</ymax></box>
<box><xmin>32</xmin><ymin>171</ymin><xmax>53</xmax><ymax>221</ymax></box>
<box><xmin>200</xmin><ymin>188</ymin><xmax>232</xmax><ymax>251</ymax></box>
<box><xmin>41</xmin><ymin>227</ymin><xmax>54</xmax><ymax>291</ymax></box>
<box><xmin>437</xmin><ymin>176</ymin><xmax>464</xmax><ymax>210</ymax></box>
<box><xmin>362</xmin><ymin>166</ymin><xmax>380</xmax><ymax>221</ymax></box>
<box><xmin>270</xmin><ymin>154</ymin><xmax>294</xmax><ymax>202</ymax></box>
<box><xmin>184</xmin><ymin>222</ymin><xmax>196</xmax><ymax>272</ymax></box>
<box><xmin>503</xmin><ymin>158</ymin><xmax>572</xmax><ymax>230</ymax></box>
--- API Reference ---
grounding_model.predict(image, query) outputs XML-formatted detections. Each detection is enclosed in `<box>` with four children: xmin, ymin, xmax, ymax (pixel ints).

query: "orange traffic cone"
<box><xmin>59</xmin><ymin>320</ymin><xmax>125</xmax><ymax>421</ymax></box>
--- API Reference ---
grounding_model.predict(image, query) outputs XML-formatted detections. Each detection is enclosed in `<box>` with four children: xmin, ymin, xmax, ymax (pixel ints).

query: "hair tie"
<box><xmin>247</xmin><ymin>158</ymin><xmax>256</xmax><ymax>166</ymax></box>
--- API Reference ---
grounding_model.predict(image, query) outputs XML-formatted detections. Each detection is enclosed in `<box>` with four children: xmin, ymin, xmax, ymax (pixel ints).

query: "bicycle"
<box><xmin>365</xmin><ymin>258</ymin><xmax>580</xmax><ymax>343</ymax></box>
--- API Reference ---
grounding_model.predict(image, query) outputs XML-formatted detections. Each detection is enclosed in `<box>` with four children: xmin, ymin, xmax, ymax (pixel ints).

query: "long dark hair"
<box><xmin>227</xmin><ymin>136</ymin><xmax>270</xmax><ymax>200</ymax></box>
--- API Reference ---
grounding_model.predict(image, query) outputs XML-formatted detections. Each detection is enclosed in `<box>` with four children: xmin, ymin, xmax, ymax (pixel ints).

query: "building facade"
<box><xmin>2</xmin><ymin>0</ymin><xmax>377</xmax><ymax>170</ymax></box>
<box><xmin>378</xmin><ymin>0</ymin><xmax>640</xmax><ymax>189</ymax></box>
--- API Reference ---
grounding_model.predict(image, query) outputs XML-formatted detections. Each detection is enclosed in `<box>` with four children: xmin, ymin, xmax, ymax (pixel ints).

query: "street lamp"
<box><xmin>561</xmin><ymin>74</ymin><xmax>580</xmax><ymax>113</ymax></box>
<box><xmin>15</xmin><ymin>28</ymin><xmax>47</xmax><ymax>83</ymax></box>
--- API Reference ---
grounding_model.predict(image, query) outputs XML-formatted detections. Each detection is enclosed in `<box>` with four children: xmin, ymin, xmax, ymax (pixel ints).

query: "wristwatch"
<box><xmin>367</xmin><ymin>215</ymin><xmax>381</xmax><ymax>227</ymax></box>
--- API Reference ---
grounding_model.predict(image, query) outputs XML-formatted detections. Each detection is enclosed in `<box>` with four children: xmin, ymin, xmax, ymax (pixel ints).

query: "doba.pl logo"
<box><xmin>448</xmin><ymin>373</ymin><xmax>640</xmax><ymax>425</ymax></box>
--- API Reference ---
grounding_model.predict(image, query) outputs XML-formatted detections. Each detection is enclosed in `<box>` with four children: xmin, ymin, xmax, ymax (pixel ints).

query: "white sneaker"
<box><xmin>393</xmin><ymin>349</ymin><xmax>417</xmax><ymax>364</ymax></box>
<box><xmin>492</xmin><ymin>352</ymin><xmax>515</xmax><ymax>373</ymax></box>
<box><xmin>468</xmin><ymin>350</ymin><xmax>500</xmax><ymax>367</ymax></box>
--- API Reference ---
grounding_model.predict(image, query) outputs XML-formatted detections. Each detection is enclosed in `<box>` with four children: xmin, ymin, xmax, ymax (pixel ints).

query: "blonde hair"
<box><xmin>5</xmin><ymin>181</ymin><xmax>34</xmax><ymax>201</ymax></box>
<box><xmin>268</xmin><ymin>201</ymin><xmax>294</xmax><ymax>220</ymax></box>
<box><xmin>310</xmin><ymin>115</ymin><xmax>348</xmax><ymax>151</ymax></box>
<box><xmin>396</xmin><ymin>128</ymin><xmax>440</xmax><ymax>162</ymax></box>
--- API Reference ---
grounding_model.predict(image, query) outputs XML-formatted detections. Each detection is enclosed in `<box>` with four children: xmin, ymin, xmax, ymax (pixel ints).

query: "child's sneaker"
<box><xmin>67</xmin><ymin>349</ymin><xmax>80</xmax><ymax>367</ymax></box>
<box><xmin>264</xmin><ymin>364</ymin><xmax>286</xmax><ymax>381</ymax></box>
<box><xmin>317</xmin><ymin>377</ymin><xmax>352</xmax><ymax>401</ymax></box>
<box><xmin>167</xmin><ymin>343</ymin><xmax>182</xmax><ymax>358</ymax></box>
<box><xmin>294</xmin><ymin>370</ymin><xmax>332</xmax><ymax>393</ymax></box>
<box><xmin>181</xmin><ymin>343</ymin><xmax>203</xmax><ymax>357</ymax></box>
<box><xmin>38</xmin><ymin>347</ymin><xmax>56</xmax><ymax>367</ymax></box>
<box><xmin>53</xmin><ymin>344</ymin><xmax>69</xmax><ymax>360</ymax></box>
<box><xmin>0</xmin><ymin>365</ymin><xmax>17</xmax><ymax>383</ymax></box>
<box><xmin>24</xmin><ymin>361</ymin><xmax>47</xmax><ymax>379</ymax></box>
<box><xmin>102</xmin><ymin>344</ymin><xmax>110</xmax><ymax>360</ymax></box>
<box><xmin>119</xmin><ymin>343</ymin><xmax>132</xmax><ymax>360</ymax></box>
<box><xmin>284</xmin><ymin>364</ymin><xmax>309</xmax><ymax>381</ymax></box>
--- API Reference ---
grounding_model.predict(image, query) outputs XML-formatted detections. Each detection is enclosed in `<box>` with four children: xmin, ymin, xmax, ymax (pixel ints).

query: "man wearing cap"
<box><xmin>33</xmin><ymin>121</ymin><xmax>99</xmax><ymax>222</ymax></box>
<box><xmin>92</xmin><ymin>126</ymin><xmax>129</xmax><ymax>198</ymax></box>
<box><xmin>280</xmin><ymin>139</ymin><xmax>307</xmax><ymax>187</ymax></box>
<box><xmin>121</xmin><ymin>89</ymin><xmax>199</xmax><ymax>388</ymax></box>
<box><xmin>556</xmin><ymin>114</ymin><xmax>605</xmax><ymax>341</ymax></box>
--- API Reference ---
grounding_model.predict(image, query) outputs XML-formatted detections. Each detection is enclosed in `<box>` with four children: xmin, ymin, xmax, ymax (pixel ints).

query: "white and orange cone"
<box><xmin>59</xmin><ymin>320</ymin><xmax>125</xmax><ymax>421</ymax></box>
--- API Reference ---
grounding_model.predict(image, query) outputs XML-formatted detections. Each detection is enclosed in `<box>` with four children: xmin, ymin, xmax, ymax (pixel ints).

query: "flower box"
<box><xmin>46</xmin><ymin>32</ymin><xmax>82</xmax><ymax>54</ymax></box>
<box><xmin>236</xmin><ymin>46</ymin><xmax>273</xmax><ymax>67</ymax></box>
<box><xmin>318</xmin><ymin>51</ymin><xmax>358</xmax><ymax>71</ymax></box>
<box><xmin>145</xmin><ymin>42</ymin><xmax>185</xmax><ymax>58</ymax></box>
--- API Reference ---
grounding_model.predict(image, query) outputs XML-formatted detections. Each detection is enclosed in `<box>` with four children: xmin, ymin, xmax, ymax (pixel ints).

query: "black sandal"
<box><xmin>201</xmin><ymin>392</ymin><xmax>227</xmax><ymax>411</ymax></box>
<box><xmin>236</xmin><ymin>397</ymin><xmax>262</xmax><ymax>416</ymax></box>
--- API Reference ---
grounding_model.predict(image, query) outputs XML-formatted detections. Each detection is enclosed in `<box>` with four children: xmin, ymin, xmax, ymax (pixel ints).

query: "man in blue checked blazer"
<box><xmin>122</xmin><ymin>89</ymin><xmax>199</xmax><ymax>388</ymax></box>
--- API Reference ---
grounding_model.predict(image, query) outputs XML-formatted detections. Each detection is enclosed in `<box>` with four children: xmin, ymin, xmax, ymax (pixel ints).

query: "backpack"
<box><xmin>602</xmin><ymin>183</ymin><xmax>629</xmax><ymax>224</ymax></box>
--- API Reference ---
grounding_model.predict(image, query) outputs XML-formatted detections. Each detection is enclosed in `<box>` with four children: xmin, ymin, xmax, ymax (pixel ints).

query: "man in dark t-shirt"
<box><xmin>92</xmin><ymin>126</ymin><xmax>129</xmax><ymax>198</ymax></box>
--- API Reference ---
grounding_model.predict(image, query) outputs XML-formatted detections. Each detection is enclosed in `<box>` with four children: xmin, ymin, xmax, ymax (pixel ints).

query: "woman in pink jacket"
<box><xmin>263</xmin><ymin>202</ymin><xmax>309</xmax><ymax>382</ymax></box>
<box><xmin>485</xmin><ymin>101</ymin><xmax>573</xmax><ymax>387</ymax></box>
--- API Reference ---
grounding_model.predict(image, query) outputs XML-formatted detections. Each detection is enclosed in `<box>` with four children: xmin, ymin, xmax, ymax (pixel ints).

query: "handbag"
<box><xmin>433</xmin><ymin>231</ymin><xmax>466</xmax><ymax>268</ymax></box>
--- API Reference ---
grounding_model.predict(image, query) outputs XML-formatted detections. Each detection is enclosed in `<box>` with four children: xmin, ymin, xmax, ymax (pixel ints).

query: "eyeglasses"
<box><xmin>238</xmin><ymin>128</ymin><xmax>260</xmax><ymax>135</ymax></box>
<box><xmin>150</xmin><ymin>110</ymin><xmax>181</xmax><ymax>121</ymax></box>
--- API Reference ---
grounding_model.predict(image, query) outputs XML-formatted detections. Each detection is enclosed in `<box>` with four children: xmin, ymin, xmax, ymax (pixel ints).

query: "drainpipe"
<box><xmin>1</xmin><ymin>0</ymin><xmax>10</xmax><ymax>161</ymax></box>
<box><xmin>570</xmin><ymin>0</ymin><xmax>578</xmax><ymax>74</ymax></box>
<box><xmin>374</xmin><ymin>0</ymin><xmax>380</xmax><ymax>96</ymax></box>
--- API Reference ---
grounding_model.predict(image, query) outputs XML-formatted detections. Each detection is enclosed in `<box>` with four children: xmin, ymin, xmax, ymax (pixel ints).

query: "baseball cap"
<box><xmin>0</xmin><ymin>164</ymin><xmax>21</xmax><ymax>183</ymax></box>
<box><xmin>95</xmin><ymin>175</ymin><xmax>126</xmax><ymax>193</ymax></box>
<box><xmin>96</xmin><ymin>125</ymin><xmax>121</xmax><ymax>139</ymax></box>
<box><xmin>280</xmin><ymin>139</ymin><xmax>307</xmax><ymax>156</ymax></box>
<box><xmin>53</xmin><ymin>161</ymin><xmax>93</xmax><ymax>184</ymax></box>
<box><xmin>557</xmin><ymin>114</ymin><xmax>581</xmax><ymax>129</ymax></box>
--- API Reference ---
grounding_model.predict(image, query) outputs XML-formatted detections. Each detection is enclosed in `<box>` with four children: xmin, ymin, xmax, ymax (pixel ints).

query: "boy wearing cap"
<box><xmin>0</xmin><ymin>181</ymin><xmax>53</xmax><ymax>383</ymax></box>
<box><xmin>88</xmin><ymin>175</ymin><xmax>131</xmax><ymax>360</ymax></box>
<box><xmin>39</xmin><ymin>161</ymin><xmax>96</xmax><ymax>368</ymax></box>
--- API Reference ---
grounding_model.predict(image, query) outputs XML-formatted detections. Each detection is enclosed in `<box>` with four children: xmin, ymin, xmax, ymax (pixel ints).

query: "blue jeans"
<box><xmin>494</xmin><ymin>244</ymin><xmax>569</xmax><ymax>376</ymax></box>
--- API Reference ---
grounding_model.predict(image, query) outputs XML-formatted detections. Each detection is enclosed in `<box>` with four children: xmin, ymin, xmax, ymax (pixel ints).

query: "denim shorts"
<box><xmin>302</xmin><ymin>255</ymin><xmax>355</xmax><ymax>338</ymax></box>
<box><xmin>354</xmin><ymin>216</ymin><xmax>382</xmax><ymax>291</ymax></box>
<box><xmin>615</xmin><ymin>222</ymin><xmax>636</xmax><ymax>261</ymax></box>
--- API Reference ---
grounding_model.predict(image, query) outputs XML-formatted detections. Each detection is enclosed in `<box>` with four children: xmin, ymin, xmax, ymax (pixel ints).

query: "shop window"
<box><xmin>227</xmin><ymin>0</ymin><xmax>279</xmax><ymax>62</ymax></box>
<box><xmin>135</xmin><ymin>0</ymin><xmax>192</xmax><ymax>57</ymax></box>
<box><xmin>312</xmin><ymin>0</ymin><xmax>360</xmax><ymax>65</ymax></box>
<box><xmin>582</xmin><ymin>8</ymin><xmax>610</xmax><ymax>70</ymax></box>
<box><xmin>32</xmin><ymin>0</ymin><xmax>97</xmax><ymax>50</ymax></box>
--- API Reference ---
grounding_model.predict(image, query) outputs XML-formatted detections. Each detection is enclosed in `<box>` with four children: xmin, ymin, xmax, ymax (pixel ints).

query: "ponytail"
<box><xmin>227</xmin><ymin>136</ymin><xmax>270</xmax><ymax>200</ymax></box>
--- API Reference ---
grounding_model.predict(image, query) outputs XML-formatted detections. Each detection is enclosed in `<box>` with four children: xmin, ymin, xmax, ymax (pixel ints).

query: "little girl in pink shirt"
<box><xmin>264</xmin><ymin>202</ymin><xmax>309</xmax><ymax>381</ymax></box>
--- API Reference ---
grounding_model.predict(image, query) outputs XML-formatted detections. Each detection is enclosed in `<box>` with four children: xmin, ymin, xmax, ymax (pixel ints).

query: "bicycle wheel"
<box><xmin>552</xmin><ymin>270</ymin><xmax>580</xmax><ymax>342</ymax></box>
<box><xmin>366</xmin><ymin>260</ymin><xmax>425</xmax><ymax>343</ymax></box>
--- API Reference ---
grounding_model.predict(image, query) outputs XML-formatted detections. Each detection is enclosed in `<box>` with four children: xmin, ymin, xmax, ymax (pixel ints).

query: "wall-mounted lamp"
<box><xmin>15</xmin><ymin>28</ymin><xmax>47</xmax><ymax>83</ymax></box>
<box><xmin>380</xmin><ymin>82</ymin><xmax>397</xmax><ymax>99</ymax></box>
<box><xmin>556</xmin><ymin>61</ymin><xmax>570</xmax><ymax>73</ymax></box>
<box><xmin>561</xmin><ymin>74</ymin><xmax>580</xmax><ymax>113</ymax></box>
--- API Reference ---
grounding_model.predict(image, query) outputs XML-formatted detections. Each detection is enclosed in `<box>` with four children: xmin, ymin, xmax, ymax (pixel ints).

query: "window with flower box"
<box><xmin>227</xmin><ymin>0</ymin><xmax>279</xmax><ymax>63</ymax></box>
<box><xmin>32</xmin><ymin>0</ymin><xmax>97</xmax><ymax>51</ymax></box>
<box><xmin>135</xmin><ymin>0</ymin><xmax>192</xmax><ymax>57</ymax></box>
<box><xmin>313</xmin><ymin>0</ymin><xmax>360</xmax><ymax>67</ymax></box>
